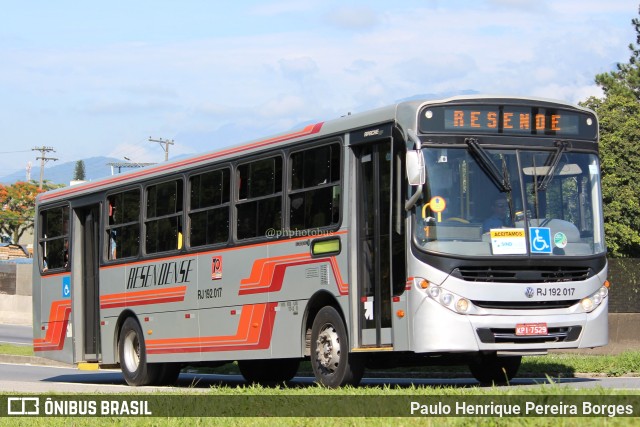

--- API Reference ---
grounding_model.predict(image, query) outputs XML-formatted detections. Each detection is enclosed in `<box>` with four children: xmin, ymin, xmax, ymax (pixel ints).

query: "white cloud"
<box><xmin>323</xmin><ymin>6</ymin><xmax>382</xmax><ymax>31</ymax></box>
<box><xmin>250</xmin><ymin>1</ymin><xmax>316</xmax><ymax>16</ymax></box>
<box><xmin>258</xmin><ymin>94</ymin><xmax>308</xmax><ymax>118</ymax></box>
<box><xmin>0</xmin><ymin>1</ymin><xmax>636</xmax><ymax>176</ymax></box>
<box><xmin>278</xmin><ymin>57</ymin><xmax>319</xmax><ymax>80</ymax></box>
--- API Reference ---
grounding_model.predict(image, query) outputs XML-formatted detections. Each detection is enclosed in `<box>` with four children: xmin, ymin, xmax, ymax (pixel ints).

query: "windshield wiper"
<box><xmin>465</xmin><ymin>138</ymin><xmax>511</xmax><ymax>193</ymax></box>
<box><xmin>536</xmin><ymin>140</ymin><xmax>570</xmax><ymax>192</ymax></box>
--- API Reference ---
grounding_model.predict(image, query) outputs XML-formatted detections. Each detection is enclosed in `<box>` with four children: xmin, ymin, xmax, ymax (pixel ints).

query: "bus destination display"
<box><xmin>419</xmin><ymin>105</ymin><xmax>597</xmax><ymax>139</ymax></box>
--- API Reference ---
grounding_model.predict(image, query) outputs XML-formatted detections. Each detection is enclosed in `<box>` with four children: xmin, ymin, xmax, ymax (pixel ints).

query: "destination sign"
<box><xmin>419</xmin><ymin>105</ymin><xmax>597</xmax><ymax>139</ymax></box>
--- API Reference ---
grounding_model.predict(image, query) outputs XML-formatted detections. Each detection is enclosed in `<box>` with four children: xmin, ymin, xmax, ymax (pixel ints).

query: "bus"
<box><xmin>32</xmin><ymin>95</ymin><xmax>608</xmax><ymax>387</ymax></box>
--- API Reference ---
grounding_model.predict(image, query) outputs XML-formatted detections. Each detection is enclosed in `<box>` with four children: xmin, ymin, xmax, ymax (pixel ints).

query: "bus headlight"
<box><xmin>456</xmin><ymin>298</ymin><xmax>470</xmax><ymax>313</ymax></box>
<box><xmin>428</xmin><ymin>285</ymin><xmax>440</xmax><ymax>299</ymax></box>
<box><xmin>580</xmin><ymin>298</ymin><xmax>594</xmax><ymax>312</ymax></box>
<box><xmin>580</xmin><ymin>286</ymin><xmax>608</xmax><ymax>313</ymax></box>
<box><xmin>441</xmin><ymin>293</ymin><xmax>453</xmax><ymax>306</ymax></box>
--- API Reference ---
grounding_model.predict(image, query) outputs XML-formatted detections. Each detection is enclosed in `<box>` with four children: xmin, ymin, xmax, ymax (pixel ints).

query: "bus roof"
<box><xmin>37</xmin><ymin>95</ymin><xmax>590</xmax><ymax>204</ymax></box>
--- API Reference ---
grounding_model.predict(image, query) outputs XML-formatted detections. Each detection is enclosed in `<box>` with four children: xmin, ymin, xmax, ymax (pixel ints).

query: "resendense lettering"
<box><xmin>127</xmin><ymin>259</ymin><xmax>194</xmax><ymax>289</ymax></box>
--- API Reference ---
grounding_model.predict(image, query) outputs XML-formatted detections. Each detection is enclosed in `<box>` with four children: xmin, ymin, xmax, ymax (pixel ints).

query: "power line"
<box><xmin>0</xmin><ymin>149</ymin><xmax>31</xmax><ymax>154</ymax></box>
<box><xmin>32</xmin><ymin>146</ymin><xmax>58</xmax><ymax>189</ymax></box>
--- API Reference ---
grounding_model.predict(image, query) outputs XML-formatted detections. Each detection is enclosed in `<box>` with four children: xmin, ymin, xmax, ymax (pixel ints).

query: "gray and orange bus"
<box><xmin>33</xmin><ymin>95</ymin><xmax>608</xmax><ymax>387</ymax></box>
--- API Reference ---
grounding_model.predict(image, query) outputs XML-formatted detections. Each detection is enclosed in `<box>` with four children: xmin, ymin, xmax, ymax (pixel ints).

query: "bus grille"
<box><xmin>471</xmin><ymin>300</ymin><xmax>579</xmax><ymax>310</ymax></box>
<box><xmin>476</xmin><ymin>326</ymin><xmax>582</xmax><ymax>344</ymax></box>
<box><xmin>452</xmin><ymin>266</ymin><xmax>592</xmax><ymax>283</ymax></box>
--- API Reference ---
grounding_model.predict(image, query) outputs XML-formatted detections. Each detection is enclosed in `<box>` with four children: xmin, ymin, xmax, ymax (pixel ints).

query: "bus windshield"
<box><xmin>413</xmin><ymin>145</ymin><xmax>605</xmax><ymax>257</ymax></box>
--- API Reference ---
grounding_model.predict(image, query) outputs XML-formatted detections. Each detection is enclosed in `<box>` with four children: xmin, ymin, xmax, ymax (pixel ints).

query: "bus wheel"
<box><xmin>155</xmin><ymin>363</ymin><xmax>182</xmax><ymax>386</ymax></box>
<box><xmin>468</xmin><ymin>352</ymin><xmax>521</xmax><ymax>385</ymax></box>
<box><xmin>119</xmin><ymin>317</ymin><xmax>161</xmax><ymax>386</ymax></box>
<box><xmin>238</xmin><ymin>358</ymin><xmax>300</xmax><ymax>385</ymax></box>
<box><xmin>311</xmin><ymin>306</ymin><xmax>364</xmax><ymax>388</ymax></box>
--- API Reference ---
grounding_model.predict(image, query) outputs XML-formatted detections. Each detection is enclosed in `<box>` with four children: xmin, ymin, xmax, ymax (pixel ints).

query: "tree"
<box><xmin>73</xmin><ymin>160</ymin><xmax>86</xmax><ymax>181</ymax></box>
<box><xmin>0</xmin><ymin>181</ymin><xmax>61</xmax><ymax>243</ymax></box>
<box><xmin>581</xmin><ymin>6</ymin><xmax>640</xmax><ymax>257</ymax></box>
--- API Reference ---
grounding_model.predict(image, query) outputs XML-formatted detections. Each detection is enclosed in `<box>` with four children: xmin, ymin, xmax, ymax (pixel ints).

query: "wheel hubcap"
<box><xmin>123</xmin><ymin>330</ymin><xmax>140</xmax><ymax>373</ymax></box>
<box><xmin>315</xmin><ymin>324</ymin><xmax>341</xmax><ymax>373</ymax></box>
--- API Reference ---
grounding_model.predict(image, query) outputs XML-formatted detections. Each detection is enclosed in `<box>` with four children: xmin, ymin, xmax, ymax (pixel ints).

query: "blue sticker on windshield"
<box><xmin>530</xmin><ymin>227</ymin><xmax>552</xmax><ymax>254</ymax></box>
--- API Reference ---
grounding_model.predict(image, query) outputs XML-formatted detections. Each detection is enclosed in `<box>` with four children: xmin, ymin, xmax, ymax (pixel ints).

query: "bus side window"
<box><xmin>108</xmin><ymin>200</ymin><xmax>117</xmax><ymax>259</ymax></box>
<box><xmin>38</xmin><ymin>205</ymin><xmax>70</xmax><ymax>272</ymax></box>
<box><xmin>236</xmin><ymin>157</ymin><xmax>283</xmax><ymax>240</ymax></box>
<box><xmin>189</xmin><ymin>168</ymin><xmax>230</xmax><ymax>247</ymax></box>
<box><xmin>289</xmin><ymin>143</ymin><xmax>341</xmax><ymax>230</ymax></box>
<box><xmin>106</xmin><ymin>189</ymin><xmax>140</xmax><ymax>260</ymax></box>
<box><xmin>145</xmin><ymin>179</ymin><xmax>183</xmax><ymax>254</ymax></box>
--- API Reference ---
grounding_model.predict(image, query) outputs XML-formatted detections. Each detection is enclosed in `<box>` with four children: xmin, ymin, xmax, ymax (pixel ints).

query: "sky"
<box><xmin>0</xmin><ymin>0</ymin><xmax>637</xmax><ymax>180</ymax></box>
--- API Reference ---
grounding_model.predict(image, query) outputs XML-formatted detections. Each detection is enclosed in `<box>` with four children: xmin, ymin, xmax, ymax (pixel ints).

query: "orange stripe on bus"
<box><xmin>329</xmin><ymin>257</ymin><xmax>349</xmax><ymax>295</ymax></box>
<box><xmin>33</xmin><ymin>299</ymin><xmax>71</xmax><ymax>352</ymax></box>
<box><xmin>100</xmin><ymin>285</ymin><xmax>187</xmax><ymax>309</ymax></box>
<box><xmin>240</xmin><ymin>253</ymin><xmax>309</xmax><ymax>288</ymax></box>
<box><xmin>146</xmin><ymin>302</ymin><xmax>276</xmax><ymax>354</ymax></box>
<box><xmin>238</xmin><ymin>254</ymin><xmax>349</xmax><ymax>295</ymax></box>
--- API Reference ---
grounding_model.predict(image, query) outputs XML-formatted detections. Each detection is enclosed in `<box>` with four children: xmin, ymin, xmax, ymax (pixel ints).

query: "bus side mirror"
<box><xmin>406</xmin><ymin>150</ymin><xmax>425</xmax><ymax>186</ymax></box>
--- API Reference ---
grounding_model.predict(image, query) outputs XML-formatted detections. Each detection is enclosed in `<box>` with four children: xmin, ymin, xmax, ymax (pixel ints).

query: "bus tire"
<box><xmin>468</xmin><ymin>352</ymin><xmax>521</xmax><ymax>385</ymax></box>
<box><xmin>154</xmin><ymin>363</ymin><xmax>182</xmax><ymax>386</ymax></box>
<box><xmin>119</xmin><ymin>317</ymin><xmax>161</xmax><ymax>386</ymax></box>
<box><xmin>238</xmin><ymin>358</ymin><xmax>300</xmax><ymax>385</ymax></box>
<box><xmin>311</xmin><ymin>306</ymin><xmax>364</xmax><ymax>387</ymax></box>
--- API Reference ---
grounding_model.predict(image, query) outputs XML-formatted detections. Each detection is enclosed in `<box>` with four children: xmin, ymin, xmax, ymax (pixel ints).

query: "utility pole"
<box><xmin>32</xmin><ymin>146</ymin><xmax>58</xmax><ymax>189</ymax></box>
<box><xmin>148</xmin><ymin>137</ymin><xmax>174</xmax><ymax>162</ymax></box>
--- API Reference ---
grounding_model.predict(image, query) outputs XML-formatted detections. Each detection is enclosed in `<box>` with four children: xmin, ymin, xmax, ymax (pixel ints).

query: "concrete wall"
<box><xmin>0</xmin><ymin>294</ymin><xmax>32</xmax><ymax>326</ymax></box>
<box><xmin>16</xmin><ymin>264</ymin><xmax>32</xmax><ymax>296</ymax></box>
<box><xmin>0</xmin><ymin>263</ymin><xmax>33</xmax><ymax>326</ymax></box>
<box><xmin>0</xmin><ymin>263</ymin><xmax>31</xmax><ymax>296</ymax></box>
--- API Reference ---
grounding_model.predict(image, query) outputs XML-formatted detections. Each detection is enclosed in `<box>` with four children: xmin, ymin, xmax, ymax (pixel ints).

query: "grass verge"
<box><xmin>0</xmin><ymin>343</ymin><xmax>33</xmax><ymax>357</ymax></box>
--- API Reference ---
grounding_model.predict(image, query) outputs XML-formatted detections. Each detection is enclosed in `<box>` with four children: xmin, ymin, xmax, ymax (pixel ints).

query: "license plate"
<box><xmin>515</xmin><ymin>323</ymin><xmax>548</xmax><ymax>336</ymax></box>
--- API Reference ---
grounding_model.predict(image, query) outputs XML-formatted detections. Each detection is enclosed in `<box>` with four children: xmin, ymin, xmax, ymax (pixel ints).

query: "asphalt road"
<box><xmin>2</xmin><ymin>362</ymin><xmax>640</xmax><ymax>393</ymax></box>
<box><xmin>0</xmin><ymin>324</ymin><xmax>32</xmax><ymax>346</ymax></box>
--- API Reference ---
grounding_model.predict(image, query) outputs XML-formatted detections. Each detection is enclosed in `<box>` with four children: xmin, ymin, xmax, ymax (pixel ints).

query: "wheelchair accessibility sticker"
<box><xmin>62</xmin><ymin>276</ymin><xmax>71</xmax><ymax>298</ymax></box>
<box><xmin>530</xmin><ymin>227</ymin><xmax>552</xmax><ymax>254</ymax></box>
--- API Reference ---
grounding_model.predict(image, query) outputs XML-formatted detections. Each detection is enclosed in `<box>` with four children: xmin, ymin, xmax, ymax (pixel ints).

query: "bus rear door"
<box><xmin>71</xmin><ymin>204</ymin><xmax>101</xmax><ymax>363</ymax></box>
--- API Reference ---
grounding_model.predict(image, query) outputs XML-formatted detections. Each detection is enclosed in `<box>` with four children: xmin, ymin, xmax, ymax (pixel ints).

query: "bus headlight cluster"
<box><xmin>417</xmin><ymin>278</ymin><xmax>473</xmax><ymax>314</ymax></box>
<box><xmin>580</xmin><ymin>286</ymin><xmax>608</xmax><ymax>312</ymax></box>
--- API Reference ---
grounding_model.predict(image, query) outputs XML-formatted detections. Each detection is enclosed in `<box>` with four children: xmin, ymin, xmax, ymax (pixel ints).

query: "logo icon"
<box><xmin>554</xmin><ymin>232</ymin><xmax>568</xmax><ymax>249</ymax></box>
<box><xmin>62</xmin><ymin>276</ymin><xmax>71</xmax><ymax>298</ymax></box>
<box><xmin>7</xmin><ymin>397</ymin><xmax>40</xmax><ymax>415</ymax></box>
<box><xmin>211</xmin><ymin>256</ymin><xmax>222</xmax><ymax>280</ymax></box>
<box><xmin>530</xmin><ymin>227</ymin><xmax>552</xmax><ymax>254</ymax></box>
<box><xmin>525</xmin><ymin>287</ymin><xmax>535</xmax><ymax>298</ymax></box>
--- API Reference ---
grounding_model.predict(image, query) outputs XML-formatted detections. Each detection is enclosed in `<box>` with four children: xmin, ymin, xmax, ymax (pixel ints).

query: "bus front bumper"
<box><xmin>411</xmin><ymin>296</ymin><xmax>608</xmax><ymax>353</ymax></box>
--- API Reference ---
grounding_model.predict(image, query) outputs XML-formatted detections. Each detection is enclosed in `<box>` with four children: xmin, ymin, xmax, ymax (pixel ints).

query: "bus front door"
<box><xmin>356</xmin><ymin>141</ymin><xmax>393</xmax><ymax>347</ymax></box>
